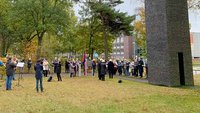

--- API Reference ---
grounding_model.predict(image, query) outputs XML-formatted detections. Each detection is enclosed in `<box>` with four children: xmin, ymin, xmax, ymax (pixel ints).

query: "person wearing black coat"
<box><xmin>56</xmin><ymin>62</ymin><xmax>62</xmax><ymax>81</ymax></box>
<box><xmin>107</xmin><ymin>59</ymin><xmax>114</xmax><ymax>79</ymax></box>
<box><xmin>65</xmin><ymin>60</ymin><xmax>70</xmax><ymax>73</ymax></box>
<box><xmin>53</xmin><ymin>57</ymin><xmax>59</xmax><ymax>73</ymax></box>
<box><xmin>97</xmin><ymin>60</ymin><xmax>101</xmax><ymax>80</ymax></box>
<box><xmin>34</xmin><ymin>60</ymin><xmax>43</xmax><ymax>92</ymax></box>
<box><xmin>117</xmin><ymin>61</ymin><xmax>123</xmax><ymax>76</ymax></box>
<box><xmin>92</xmin><ymin>60</ymin><xmax>96</xmax><ymax>76</ymax></box>
<box><xmin>138</xmin><ymin>58</ymin><xmax>144</xmax><ymax>78</ymax></box>
<box><xmin>100</xmin><ymin>60</ymin><xmax>107</xmax><ymax>81</ymax></box>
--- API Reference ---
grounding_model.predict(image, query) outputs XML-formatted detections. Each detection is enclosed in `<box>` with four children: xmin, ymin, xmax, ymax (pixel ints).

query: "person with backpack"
<box><xmin>34</xmin><ymin>60</ymin><xmax>43</xmax><ymax>92</ymax></box>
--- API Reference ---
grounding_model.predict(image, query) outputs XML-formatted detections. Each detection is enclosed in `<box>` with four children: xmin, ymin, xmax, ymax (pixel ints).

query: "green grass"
<box><xmin>1</xmin><ymin>75</ymin><xmax>200</xmax><ymax>113</ymax></box>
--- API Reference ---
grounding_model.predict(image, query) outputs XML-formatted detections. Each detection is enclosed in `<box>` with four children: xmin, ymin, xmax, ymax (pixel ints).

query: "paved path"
<box><xmin>115</xmin><ymin>76</ymin><xmax>148</xmax><ymax>83</ymax></box>
<box><xmin>193</xmin><ymin>66</ymin><xmax>200</xmax><ymax>75</ymax></box>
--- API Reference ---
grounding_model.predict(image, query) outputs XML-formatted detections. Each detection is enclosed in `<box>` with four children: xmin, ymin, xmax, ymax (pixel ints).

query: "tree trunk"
<box><xmin>1</xmin><ymin>37</ymin><xmax>6</xmax><ymax>57</ymax></box>
<box><xmin>36</xmin><ymin>37</ymin><xmax>43</xmax><ymax>59</ymax></box>
<box><xmin>91</xmin><ymin>47</ymin><xmax>94</xmax><ymax>60</ymax></box>
<box><xmin>88</xmin><ymin>33</ymin><xmax>93</xmax><ymax>59</ymax></box>
<box><xmin>103</xmin><ymin>29</ymin><xmax>108</xmax><ymax>61</ymax></box>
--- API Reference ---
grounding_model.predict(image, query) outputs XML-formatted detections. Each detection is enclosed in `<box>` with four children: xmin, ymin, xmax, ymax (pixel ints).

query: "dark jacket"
<box><xmin>53</xmin><ymin>60</ymin><xmax>59</xmax><ymax>73</ymax></box>
<box><xmin>108</xmin><ymin>61</ymin><xmax>114</xmax><ymax>72</ymax></box>
<box><xmin>6</xmin><ymin>60</ymin><xmax>16</xmax><ymax>76</ymax></box>
<box><xmin>65</xmin><ymin>61</ymin><xmax>70</xmax><ymax>68</ymax></box>
<box><xmin>27</xmin><ymin>60</ymin><xmax>32</xmax><ymax>68</ymax></box>
<box><xmin>92</xmin><ymin>61</ymin><xmax>96</xmax><ymax>69</ymax></box>
<box><xmin>138</xmin><ymin>60</ymin><xmax>144</xmax><ymax>66</ymax></box>
<box><xmin>56</xmin><ymin>63</ymin><xmax>62</xmax><ymax>74</ymax></box>
<box><xmin>34</xmin><ymin>63</ymin><xmax>43</xmax><ymax>79</ymax></box>
<box><xmin>100</xmin><ymin>62</ymin><xmax>107</xmax><ymax>75</ymax></box>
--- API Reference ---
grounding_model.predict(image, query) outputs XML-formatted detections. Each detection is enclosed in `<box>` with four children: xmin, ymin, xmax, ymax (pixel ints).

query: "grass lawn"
<box><xmin>1</xmin><ymin>74</ymin><xmax>200</xmax><ymax>113</ymax></box>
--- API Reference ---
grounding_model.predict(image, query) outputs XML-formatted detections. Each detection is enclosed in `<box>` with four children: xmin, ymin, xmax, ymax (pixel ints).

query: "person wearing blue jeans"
<box><xmin>36</xmin><ymin>78</ymin><xmax>43</xmax><ymax>92</ymax></box>
<box><xmin>34</xmin><ymin>60</ymin><xmax>43</xmax><ymax>92</ymax></box>
<box><xmin>6</xmin><ymin>75</ymin><xmax>13</xmax><ymax>90</ymax></box>
<box><xmin>6</xmin><ymin>57</ymin><xmax>16</xmax><ymax>90</ymax></box>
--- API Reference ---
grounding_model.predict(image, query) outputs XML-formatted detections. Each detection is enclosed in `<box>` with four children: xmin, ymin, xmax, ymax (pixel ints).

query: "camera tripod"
<box><xmin>16</xmin><ymin>67</ymin><xmax>23</xmax><ymax>87</ymax></box>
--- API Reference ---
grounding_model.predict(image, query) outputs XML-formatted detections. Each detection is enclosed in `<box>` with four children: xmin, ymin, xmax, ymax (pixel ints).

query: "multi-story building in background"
<box><xmin>191</xmin><ymin>32</ymin><xmax>200</xmax><ymax>58</ymax></box>
<box><xmin>112</xmin><ymin>34</ymin><xmax>135</xmax><ymax>59</ymax></box>
<box><xmin>112</xmin><ymin>32</ymin><xmax>200</xmax><ymax>60</ymax></box>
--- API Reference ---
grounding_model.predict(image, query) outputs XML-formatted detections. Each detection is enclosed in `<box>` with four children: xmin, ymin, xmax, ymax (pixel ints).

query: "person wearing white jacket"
<box><xmin>43</xmin><ymin>59</ymin><xmax>49</xmax><ymax>77</ymax></box>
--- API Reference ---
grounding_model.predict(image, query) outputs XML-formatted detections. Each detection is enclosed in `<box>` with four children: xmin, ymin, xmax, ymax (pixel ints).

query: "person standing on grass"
<box><xmin>117</xmin><ymin>61</ymin><xmax>123</xmax><ymax>76</ymax></box>
<box><xmin>6</xmin><ymin>57</ymin><xmax>16</xmax><ymax>90</ymax></box>
<box><xmin>138</xmin><ymin>58</ymin><xmax>144</xmax><ymax>78</ymax></box>
<box><xmin>56</xmin><ymin>61</ymin><xmax>62</xmax><ymax>81</ymax></box>
<box><xmin>133</xmin><ymin>59</ymin><xmax>139</xmax><ymax>77</ymax></box>
<box><xmin>107</xmin><ymin>59</ymin><xmax>114</xmax><ymax>79</ymax></box>
<box><xmin>69</xmin><ymin>61</ymin><xmax>75</xmax><ymax>78</ymax></box>
<box><xmin>12</xmin><ymin>55</ymin><xmax>18</xmax><ymax>80</ymax></box>
<box><xmin>34</xmin><ymin>60</ymin><xmax>43</xmax><ymax>92</ymax></box>
<box><xmin>27</xmin><ymin>58</ymin><xmax>32</xmax><ymax>74</ymax></box>
<box><xmin>92</xmin><ymin>59</ymin><xmax>96</xmax><ymax>76</ymax></box>
<box><xmin>43</xmin><ymin>59</ymin><xmax>49</xmax><ymax>77</ymax></box>
<box><xmin>100</xmin><ymin>59</ymin><xmax>107</xmax><ymax>81</ymax></box>
<box><xmin>113</xmin><ymin>60</ymin><xmax>118</xmax><ymax>75</ymax></box>
<box><xmin>97</xmin><ymin>59</ymin><xmax>102</xmax><ymax>80</ymax></box>
<box><xmin>53</xmin><ymin>57</ymin><xmax>59</xmax><ymax>74</ymax></box>
<box><xmin>65</xmin><ymin>60</ymin><xmax>70</xmax><ymax>73</ymax></box>
<box><xmin>73</xmin><ymin>60</ymin><xmax>78</xmax><ymax>77</ymax></box>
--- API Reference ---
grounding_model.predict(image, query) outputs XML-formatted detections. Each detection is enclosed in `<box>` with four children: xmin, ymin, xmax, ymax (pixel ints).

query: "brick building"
<box><xmin>112</xmin><ymin>34</ymin><xmax>135</xmax><ymax>59</ymax></box>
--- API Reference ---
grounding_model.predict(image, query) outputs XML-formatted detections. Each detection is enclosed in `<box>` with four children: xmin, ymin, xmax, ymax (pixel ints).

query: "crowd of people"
<box><xmin>94</xmin><ymin>57</ymin><xmax>148</xmax><ymax>81</ymax></box>
<box><xmin>0</xmin><ymin>55</ymin><xmax>147</xmax><ymax>92</ymax></box>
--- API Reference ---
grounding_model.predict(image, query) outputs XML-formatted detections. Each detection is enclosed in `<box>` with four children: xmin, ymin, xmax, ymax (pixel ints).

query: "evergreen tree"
<box><xmin>78</xmin><ymin>0</ymin><xmax>134</xmax><ymax>60</ymax></box>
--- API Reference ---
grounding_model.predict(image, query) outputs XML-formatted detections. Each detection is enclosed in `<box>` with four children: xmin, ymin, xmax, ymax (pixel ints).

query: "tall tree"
<box><xmin>0</xmin><ymin>0</ymin><xmax>12</xmax><ymax>56</ymax></box>
<box><xmin>10</xmin><ymin>0</ymin><xmax>72</xmax><ymax>59</ymax></box>
<box><xmin>88</xmin><ymin>0</ymin><xmax>133</xmax><ymax>60</ymax></box>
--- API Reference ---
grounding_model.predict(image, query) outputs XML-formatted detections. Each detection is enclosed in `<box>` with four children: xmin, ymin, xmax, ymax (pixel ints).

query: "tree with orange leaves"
<box><xmin>133</xmin><ymin>7</ymin><xmax>147</xmax><ymax>57</ymax></box>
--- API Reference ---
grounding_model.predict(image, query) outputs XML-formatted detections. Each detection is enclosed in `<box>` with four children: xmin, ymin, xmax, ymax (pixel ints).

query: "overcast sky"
<box><xmin>74</xmin><ymin>0</ymin><xmax>200</xmax><ymax>32</ymax></box>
